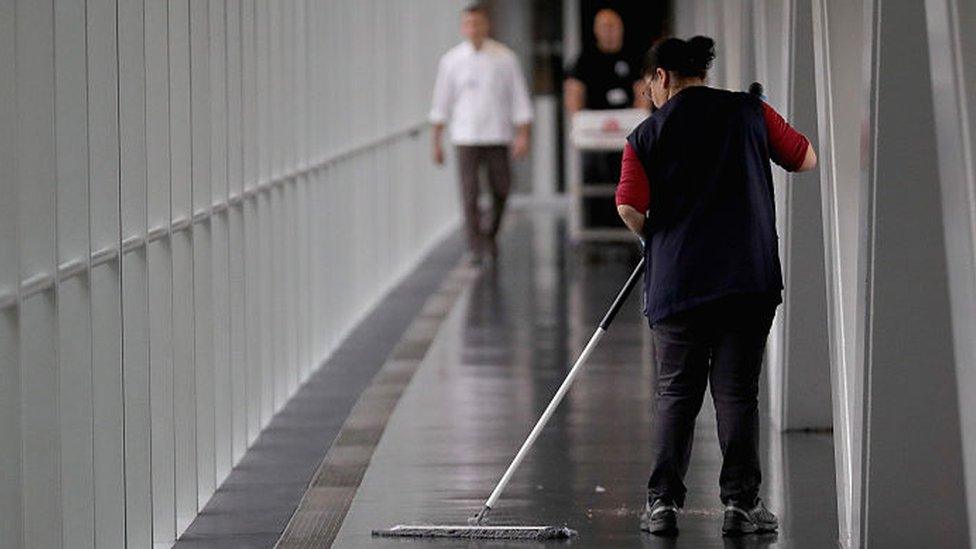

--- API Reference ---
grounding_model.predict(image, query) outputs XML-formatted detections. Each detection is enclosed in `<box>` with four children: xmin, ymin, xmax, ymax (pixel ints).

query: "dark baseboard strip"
<box><xmin>274</xmin><ymin>260</ymin><xmax>478</xmax><ymax>548</ymax></box>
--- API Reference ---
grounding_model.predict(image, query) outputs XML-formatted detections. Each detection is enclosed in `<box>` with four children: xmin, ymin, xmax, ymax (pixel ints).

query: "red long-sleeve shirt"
<box><xmin>615</xmin><ymin>102</ymin><xmax>810</xmax><ymax>212</ymax></box>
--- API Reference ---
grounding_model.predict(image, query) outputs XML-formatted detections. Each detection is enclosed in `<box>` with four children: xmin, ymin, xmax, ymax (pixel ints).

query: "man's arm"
<box><xmin>429</xmin><ymin>55</ymin><xmax>452</xmax><ymax>165</ymax></box>
<box><xmin>512</xmin><ymin>123</ymin><xmax>531</xmax><ymax>160</ymax></box>
<box><xmin>564</xmin><ymin>78</ymin><xmax>586</xmax><ymax>115</ymax></box>
<box><xmin>431</xmin><ymin>123</ymin><xmax>446</xmax><ymax>165</ymax></box>
<box><xmin>510</xmin><ymin>55</ymin><xmax>533</xmax><ymax>159</ymax></box>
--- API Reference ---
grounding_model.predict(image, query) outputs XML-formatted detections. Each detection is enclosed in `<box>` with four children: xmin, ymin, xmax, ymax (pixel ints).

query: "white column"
<box><xmin>857</xmin><ymin>0</ymin><xmax>969</xmax><ymax>545</ymax></box>
<box><xmin>810</xmin><ymin>0</ymin><xmax>868</xmax><ymax>543</ymax></box>
<box><xmin>777</xmin><ymin>0</ymin><xmax>831</xmax><ymax>431</ymax></box>
<box><xmin>925</xmin><ymin>1</ymin><xmax>976</xmax><ymax>546</ymax></box>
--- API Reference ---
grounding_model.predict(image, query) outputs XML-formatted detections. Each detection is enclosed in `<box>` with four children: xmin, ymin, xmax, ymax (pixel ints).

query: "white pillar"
<box><xmin>857</xmin><ymin>0</ymin><xmax>969</xmax><ymax>545</ymax></box>
<box><xmin>810</xmin><ymin>0</ymin><xmax>869</xmax><ymax>543</ymax></box>
<box><xmin>925</xmin><ymin>0</ymin><xmax>976</xmax><ymax>547</ymax></box>
<box><xmin>775</xmin><ymin>0</ymin><xmax>831</xmax><ymax>432</ymax></box>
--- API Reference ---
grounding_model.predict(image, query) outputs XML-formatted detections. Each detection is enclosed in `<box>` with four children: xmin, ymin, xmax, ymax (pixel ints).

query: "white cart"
<box><xmin>569</xmin><ymin>109</ymin><xmax>649</xmax><ymax>244</ymax></box>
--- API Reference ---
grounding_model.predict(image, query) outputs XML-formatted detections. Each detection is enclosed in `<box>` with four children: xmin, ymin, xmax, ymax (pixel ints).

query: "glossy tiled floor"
<box><xmin>332</xmin><ymin>209</ymin><xmax>838</xmax><ymax>548</ymax></box>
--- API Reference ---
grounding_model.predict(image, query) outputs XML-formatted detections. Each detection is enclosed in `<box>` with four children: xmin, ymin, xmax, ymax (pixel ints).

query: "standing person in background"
<box><xmin>564</xmin><ymin>8</ymin><xmax>649</xmax><ymax>191</ymax></box>
<box><xmin>429</xmin><ymin>3</ymin><xmax>534</xmax><ymax>265</ymax></box>
<box><xmin>564</xmin><ymin>8</ymin><xmax>650</xmax><ymax>115</ymax></box>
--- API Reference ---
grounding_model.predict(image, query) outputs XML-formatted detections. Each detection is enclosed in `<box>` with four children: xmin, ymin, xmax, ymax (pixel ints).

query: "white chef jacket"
<box><xmin>429</xmin><ymin>39</ymin><xmax>534</xmax><ymax>145</ymax></box>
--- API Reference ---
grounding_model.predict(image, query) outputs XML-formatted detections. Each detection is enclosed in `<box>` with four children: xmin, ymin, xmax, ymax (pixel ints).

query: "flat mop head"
<box><xmin>372</xmin><ymin>524</ymin><xmax>578</xmax><ymax>541</ymax></box>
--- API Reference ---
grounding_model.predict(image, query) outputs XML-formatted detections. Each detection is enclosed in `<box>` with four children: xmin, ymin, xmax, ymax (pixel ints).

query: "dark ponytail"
<box><xmin>644</xmin><ymin>35</ymin><xmax>716</xmax><ymax>79</ymax></box>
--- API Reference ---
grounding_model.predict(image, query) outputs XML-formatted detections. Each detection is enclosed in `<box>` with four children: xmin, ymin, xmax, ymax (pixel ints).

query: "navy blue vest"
<box><xmin>627</xmin><ymin>86</ymin><xmax>783</xmax><ymax>323</ymax></box>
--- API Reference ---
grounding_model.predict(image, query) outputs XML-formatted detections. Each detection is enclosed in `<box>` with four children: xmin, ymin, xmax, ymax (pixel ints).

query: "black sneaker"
<box><xmin>640</xmin><ymin>498</ymin><xmax>678</xmax><ymax>535</ymax></box>
<box><xmin>722</xmin><ymin>497</ymin><xmax>778</xmax><ymax>536</ymax></box>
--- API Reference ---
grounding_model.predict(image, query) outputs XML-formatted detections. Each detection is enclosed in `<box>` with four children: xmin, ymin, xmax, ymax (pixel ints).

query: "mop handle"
<box><xmin>482</xmin><ymin>257</ymin><xmax>646</xmax><ymax>512</ymax></box>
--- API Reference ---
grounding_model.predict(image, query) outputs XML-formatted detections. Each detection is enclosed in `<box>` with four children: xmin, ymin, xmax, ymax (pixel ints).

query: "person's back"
<box><xmin>629</xmin><ymin>86</ymin><xmax>781</xmax><ymax>322</ymax></box>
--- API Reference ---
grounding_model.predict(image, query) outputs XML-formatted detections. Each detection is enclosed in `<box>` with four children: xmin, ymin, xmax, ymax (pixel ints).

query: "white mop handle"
<box><xmin>483</xmin><ymin>327</ymin><xmax>607</xmax><ymax>510</ymax></box>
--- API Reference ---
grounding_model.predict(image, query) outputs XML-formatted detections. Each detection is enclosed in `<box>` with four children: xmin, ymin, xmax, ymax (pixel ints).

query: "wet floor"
<box><xmin>331</xmin><ymin>209</ymin><xmax>838</xmax><ymax>549</ymax></box>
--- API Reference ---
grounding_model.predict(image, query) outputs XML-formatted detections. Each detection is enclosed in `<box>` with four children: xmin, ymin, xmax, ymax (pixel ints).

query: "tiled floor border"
<box><xmin>274</xmin><ymin>261</ymin><xmax>479</xmax><ymax>548</ymax></box>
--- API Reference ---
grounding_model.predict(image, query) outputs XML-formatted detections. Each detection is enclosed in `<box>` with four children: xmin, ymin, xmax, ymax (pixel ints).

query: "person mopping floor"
<box><xmin>615</xmin><ymin>36</ymin><xmax>817</xmax><ymax>536</ymax></box>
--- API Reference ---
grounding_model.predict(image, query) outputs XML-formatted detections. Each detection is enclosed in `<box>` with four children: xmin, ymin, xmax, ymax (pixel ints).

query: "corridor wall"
<box><xmin>0</xmin><ymin>1</ymin><xmax>463</xmax><ymax>547</ymax></box>
<box><xmin>673</xmin><ymin>0</ymin><xmax>976</xmax><ymax>546</ymax></box>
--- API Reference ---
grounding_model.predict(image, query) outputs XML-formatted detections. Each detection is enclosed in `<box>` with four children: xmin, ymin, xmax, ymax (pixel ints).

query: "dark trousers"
<box><xmin>455</xmin><ymin>145</ymin><xmax>511</xmax><ymax>254</ymax></box>
<box><xmin>647</xmin><ymin>294</ymin><xmax>777</xmax><ymax>507</ymax></box>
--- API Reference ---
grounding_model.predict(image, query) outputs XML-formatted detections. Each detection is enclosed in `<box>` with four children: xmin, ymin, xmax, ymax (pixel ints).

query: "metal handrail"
<box><xmin>3</xmin><ymin>121</ymin><xmax>429</xmax><ymax>307</ymax></box>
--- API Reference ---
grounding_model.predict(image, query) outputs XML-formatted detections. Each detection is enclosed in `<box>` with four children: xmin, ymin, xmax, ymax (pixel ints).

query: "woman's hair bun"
<box><xmin>644</xmin><ymin>35</ymin><xmax>716</xmax><ymax>79</ymax></box>
<box><xmin>685</xmin><ymin>36</ymin><xmax>716</xmax><ymax>76</ymax></box>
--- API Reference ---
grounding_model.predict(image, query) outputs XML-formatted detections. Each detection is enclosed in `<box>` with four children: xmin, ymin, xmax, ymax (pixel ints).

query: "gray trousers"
<box><xmin>455</xmin><ymin>145</ymin><xmax>511</xmax><ymax>254</ymax></box>
<box><xmin>647</xmin><ymin>293</ymin><xmax>777</xmax><ymax>507</ymax></box>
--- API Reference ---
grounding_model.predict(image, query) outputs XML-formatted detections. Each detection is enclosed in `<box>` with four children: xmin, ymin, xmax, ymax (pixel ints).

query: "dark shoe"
<box><xmin>640</xmin><ymin>498</ymin><xmax>678</xmax><ymax>535</ymax></box>
<box><xmin>722</xmin><ymin>497</ymin><xmax>778</xmax><ymax>536</ymax></box>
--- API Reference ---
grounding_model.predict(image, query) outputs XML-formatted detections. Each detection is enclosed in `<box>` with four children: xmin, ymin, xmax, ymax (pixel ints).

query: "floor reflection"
<box><xmin>332</xmin><ymin>209</ymin><xmax>837</xmax><ymax>548</ymax></box>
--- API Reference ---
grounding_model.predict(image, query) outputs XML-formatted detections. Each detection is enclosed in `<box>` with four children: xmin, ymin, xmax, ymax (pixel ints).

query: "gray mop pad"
<box><xmin>372</xmin><ymin>524</ymin><xmax>577</xmax><ymax>540</ymax></box>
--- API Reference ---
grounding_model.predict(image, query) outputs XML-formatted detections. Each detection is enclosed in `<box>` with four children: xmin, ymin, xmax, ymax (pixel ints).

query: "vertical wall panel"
<box><xmin>777</xmin><ymin>0</ymin><xmax>831</xmax><ymax>430</ymax></box>
<box><xmin>189</xmin><ymin>0</ymin><xmax>216</xmax><ymax>506</ymax></box>
<box><xmin>147</xmin><ymin>240</ymin><xmax>175</xmax><ymax>547</ymax></box>
<box><xmin>90</xmin><ymin>264</ymin><xmax>124</xmax><ymax>548</ymax></box>
<box><xmin>809</xmin><ymin>1</ymin><xmax>867</xmax><ymax>544</ymax></box>
<box><xmin>54</xmin><ymin>0</ymin><xmax>94</xmax><ymax>546</ymax></box>
<box><xmin>16</xmin><ymin>1</ymin><xmax>59</xmax><ymax>548</ymax></box>
<box><xmin>145</xmin><ymin>0</ymin><xmax>176</xmax><ymax>541</ymax></box>
<box><xmin>209</xmin><ymin>0</ymin><xmax>234</xmax><ymax>486</ymax></box>
<box><xmin>226</xmin><ymin>0</ymin><xmax>248</xmax><ymax>464</ymax></box>
<box><xmin>118</xmin><ymin>0</ymin><xmax>153</xmax><ymax>545</ymax></box>
<box><xmin>56</xmin><ymin>278</ymin><xmax>94</xmax><ymax>549</ymax></box>
<box><xmin>88</xmin><ymin>4</ymin><xmax>125</xmax><ymax>546</ymax></box>
<box><xmin>171</xmin><ymin>229</ymin><xmax>197</xmax><ymax>534</ymax></box>
<box><xmin>0</xmin><ymin>0</ymin><xmax>17</xmax><ymax>302</ymax></box>
<box><xmin>168</xmin><ymin>0</ymin><xmax>198</xmax><ymax>534</ymax></box>
<box><xmin>20</xmin><ymin>296</ymin><xmax>60</xmax><ymax>549</ymax></box>
<box><xmin>240</xmin><ymin>0</ymin><xmax>262</xmax><ymax>445</ymax></box>
<box><xmin>0</xmin><ymin>309</ymin><xmax>22</xmax><ymax>549</ymax></box>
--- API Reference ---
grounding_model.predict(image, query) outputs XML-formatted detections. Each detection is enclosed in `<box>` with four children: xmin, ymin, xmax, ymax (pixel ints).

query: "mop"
<box><xmin>373</xmin><ymin>257</ymin><xmax>646</xmax><ymax>541</ymax></box>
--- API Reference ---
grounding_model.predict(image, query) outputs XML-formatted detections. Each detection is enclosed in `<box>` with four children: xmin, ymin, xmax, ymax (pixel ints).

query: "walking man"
<box><xmin>429</xmin><ymin>3</ymin><xmax>533</xmax><ymax>264</ymax></box>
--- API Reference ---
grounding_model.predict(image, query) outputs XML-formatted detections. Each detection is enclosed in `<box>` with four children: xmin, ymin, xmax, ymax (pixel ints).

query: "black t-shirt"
<box><xmin>567</xmin><ymin>49</ymin><xmax>640</xmax><ymax>110</ymax></box>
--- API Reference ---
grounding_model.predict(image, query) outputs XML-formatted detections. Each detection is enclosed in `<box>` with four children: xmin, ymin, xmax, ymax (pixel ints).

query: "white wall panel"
<box><xmin>0</xmin><ymin>308</ymin><xmax>22</xmax><ymax>549</ymax></box>
<box><xmin>15</xmin><ymin>2</ymin><xmax>59</xmax><ymax>549</ymax></box>
<box><xmin>56</xmin><ymin>279</ymin><xmax>93</xmax><ymax>549</ymax></box>
<box><xmin>167</xmin><ymin>0</ymin><xmax>198</xmax><ymax>536</ymax></box>
<box><xmin>144</xmin><ymin>2</ymin><xmax>176</xmax><ymax>543</ymax></box>
<box><xmin>53</xmin><ymin>0</ymin><xmax>94</xmax><ymax>546</ymax></box>
<box><xmin>171</xmin><ymin>231</ymin><xmax>197</xmax><ymax>534</ymax></box>
<box><xmin>189</xmin><ymin>0</ymin><xmax>217</xmax><ymax>508</ymax></box>
<box><xmin>20</xmin><ymin>296</ymin><xmax>60</xmax><ymax>549</ymax></box>
<box><xmin>925</xmin><ymin>1</ymin><xmax>976</xmax><ymax>545</ymax></box>
<box><xmin>87</xmin><ymin>3</ymin><xmax>126</xmax><ymax>546</ymax></box>
<box><xmin>2</xmin><ymin>1</ymin><xmax>463</xmax><ymax>546</ymax></box>
<box><xmin>148</xmin><ymin>239</ymin><xmax>176</xmax><ymax>547</ymax></box>
<box><xmin>118</xmin><ymin>0</ymin><xmax>153</xmax><ymax>545</ymax></box>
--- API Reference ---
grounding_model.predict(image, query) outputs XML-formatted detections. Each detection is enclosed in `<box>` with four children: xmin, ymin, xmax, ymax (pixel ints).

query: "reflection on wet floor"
<box><xmin>332</xmin><ymin>209</ymin><xmax>837</xmax><ymax>548</ymax></box>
